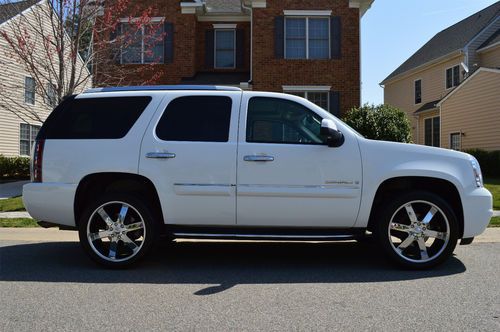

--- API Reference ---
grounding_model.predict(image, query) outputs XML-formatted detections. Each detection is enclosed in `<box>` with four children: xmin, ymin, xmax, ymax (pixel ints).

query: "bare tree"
<box><xmin>0</xmin><ymin>0</ymin><xmax>166</xmax><ymax>123</ymax></box>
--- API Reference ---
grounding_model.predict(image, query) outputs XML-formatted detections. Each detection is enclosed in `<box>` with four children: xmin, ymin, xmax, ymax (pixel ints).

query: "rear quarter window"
<box><xmin>40</xmin><ymin>96</ymin><xmax>152</xmax><ymax>139</ymax></box>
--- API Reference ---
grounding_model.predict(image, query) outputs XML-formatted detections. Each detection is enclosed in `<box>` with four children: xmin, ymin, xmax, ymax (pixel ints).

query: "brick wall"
<box><xmin>95</xmin><ymin>1</ymin><xmax>197</xmax><ymax>86</ymax></box>
<box><xmin>252</xmin><ymin>0</ymin><xmax>361</xmax><ymax>116</ymax></box>
<box><xmin>95</xmin><ymin>0</ymin><xmax>361</xmax><ymax>116</ymax></box>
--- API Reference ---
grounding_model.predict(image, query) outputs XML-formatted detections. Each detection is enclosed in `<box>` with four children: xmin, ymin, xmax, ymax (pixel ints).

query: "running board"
<box><xmin>169</xmin><ymin>226</ymin><xmax>366</xmax><ymax>241</ymax></box>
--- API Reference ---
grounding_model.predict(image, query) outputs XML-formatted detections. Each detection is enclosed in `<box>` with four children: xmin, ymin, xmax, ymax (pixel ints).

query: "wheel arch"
<box><xmin>366</xmin><ymin>176</ymin><xmax>464</xmax><ymax>238</ymax></box>
<box><xmin>74</xmin><ymin>172</ymin><xmax>165</xmax><ymax>232</ymax></box>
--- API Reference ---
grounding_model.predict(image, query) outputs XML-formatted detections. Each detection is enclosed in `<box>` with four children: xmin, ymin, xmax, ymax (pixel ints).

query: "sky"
<box><xmin>361</xmin><ymin>0</ymin><xmax>499</xmax><ymax>105</ymax></box>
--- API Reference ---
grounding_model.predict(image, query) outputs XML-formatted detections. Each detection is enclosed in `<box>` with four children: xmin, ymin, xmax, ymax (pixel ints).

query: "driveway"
<box><xmin>0</xmin><ymin>180</ymin><xmax>29</xmax><ymax>199</ymax></box>
<box><xmin>1</xmin><ymin>233</ymin><xmax>499</xmax><ymax>330</ymax></box>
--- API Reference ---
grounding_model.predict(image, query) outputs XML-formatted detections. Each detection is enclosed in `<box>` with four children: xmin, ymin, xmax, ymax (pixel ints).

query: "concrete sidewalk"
<box><xmin>0</xmin><ymin>180</ymin><xmax>29</xmax><ymax>199</ymax></box>
<box><xmin>1</xmin><ymin>227</ymin><xmax>499</xmax><ymax>243</ymax></box>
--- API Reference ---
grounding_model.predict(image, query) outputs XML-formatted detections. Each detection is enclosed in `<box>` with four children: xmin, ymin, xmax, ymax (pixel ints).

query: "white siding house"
<box><xmin>0</xmin><ymin>0</ymin><xmax>91</xmax><ymax>156</ymax></box>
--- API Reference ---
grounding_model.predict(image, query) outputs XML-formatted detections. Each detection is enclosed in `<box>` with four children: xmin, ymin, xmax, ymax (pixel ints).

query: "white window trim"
<box><xmin>283</xmin><ymin>85</ymin><xmax>331</xmax><ymax>92</ymax></box>
<box><xmin>414</xmin><ymin>78</ymin><xmax>422</xmax><ymax>105</ymax></box>
<box><xmin>449</xmin><ymin>132</ymin><xmax>462</xmax><ymax>151</ymax></box>
<box><xmin>19</xmin><ymin>123</ymin><xmax>40</xmax><ymax>156</ymax></box>
<box><xmin>283</xmin><ymin>10</ymin><xmax>332</xmax><ymax>16</ymax></box>
<box><xmin>119</xmin><ymin>17</ymin><xmax>164</xmax><ymax>23</ymax></box>
<box><xmin>284</xmin><ymin>16</ymin><xmax>330</xmax><ymax>60</ymax></box>
<box><xmin>445</xmin><ymin>64</ymin><xmax>460</xmax><ymax>90</ymax></box>
<box><xmin>213</xmin><ymin>24</ymin><xmax>237</xmax><ymax>29</ymax></box>
<box><xmin>423</xmin><ymin>115</ymin><xmax>440</xmax><ymax>147</ymax></box>
<box><xmin>24</xmin><ymin>76</ymin><xmax>35</xmax><ymax>105</ymax></box>
<box><xmin>214</xmin><ymin>29</ymin><xmax>236</xmax><ymax>69</ymax></box>
<box><xmin>120</xmin><ymin>22</ymin><xmax>165</xmax><ymax>65</ymax></box>
<box><xmin>283</xmin><ymin>86</ymin><xmax>330</xmax><ymax>110</ymax></box>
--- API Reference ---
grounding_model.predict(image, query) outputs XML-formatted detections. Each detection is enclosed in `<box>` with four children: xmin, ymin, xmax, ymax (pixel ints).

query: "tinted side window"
<box><xmin>246</xmin><ymin>97</ymin><xmax>325</xmax><ymax>145</ymax></box>
<box><xmin>156</xmin><ymin>96</ymin><xmax>232</xmax><ymax>142</ymax></box>
<box><xmin>41</xmin><ymin>96</ymin><xmax>151</xmax><ymax>139</ymax></box>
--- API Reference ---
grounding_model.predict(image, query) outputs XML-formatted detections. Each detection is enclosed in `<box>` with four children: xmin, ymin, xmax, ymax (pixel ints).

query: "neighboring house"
<box><xmin>0</xmin><ymin>0</ymin><xmax>91</xmax><ymax>157</ymax></box>
<box><xmin>95</xmin><ymin>0</ymin><xmax>373</xmax><ymax>116</ymax></box>
<box><xmin>381</xmin><ymin>2</ymin><xmax>500</xmax><ymax>151</ymax></box>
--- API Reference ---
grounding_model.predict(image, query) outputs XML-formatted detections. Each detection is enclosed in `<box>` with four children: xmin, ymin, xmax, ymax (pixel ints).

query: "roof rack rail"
<box><xmin>83</xmin><ymin>85</ymin><xmax>242</xmax><ymax>93</ymax></box>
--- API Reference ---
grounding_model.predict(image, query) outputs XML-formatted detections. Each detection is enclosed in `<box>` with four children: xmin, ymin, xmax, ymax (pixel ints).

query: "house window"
<box><xmin>121</xmin><ymin>23</ymin><xmax>164</xmax><ymax>64</ymax></box>
<box><xmin>215</xmin><ymin>30</ymin><xmax>235</xmax><ymax>68</ymax></box>
<box><xmin>20</xmin><ymin>123</ymin><xmax>40</xmax><ymax>156</ymax></box>
<box><xmin>285</xmin><ymin>17</ymin><xmax>329</xmax><ymax>59</ymax></box>
<box><xmin>414</xmin><ymin>79</ymin><xmax>421</xmax><ymax>104</ymax></box>
<box><xmin>424</xmin><ymin>116</ymin><xmax>440</xmax><ymax>147</ymax></box>
<box><xmin>286</xmin><ymin>91</ymin><xmax>329</xmax><ymax>110</ymax></box>
<box><xmin>25</xmin><ymin>77</ymin><xmax>35</xmax><ymax>105</ymax></box>
<box><xmin>446</xmin><ymin>65</ymin><xmax>460</xmax><ymax>89</ymax></box>
<box><xmin>46</xmin><ymin>83</ymin><xmax>57</xmax><ymax>107</ymax></box>
<box><xmin>450</xmin><ymin>132</ymin><xmax>461</xmax><ymax>151</ymax></box>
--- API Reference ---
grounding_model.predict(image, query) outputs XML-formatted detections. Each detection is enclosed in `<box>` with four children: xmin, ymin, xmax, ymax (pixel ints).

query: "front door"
<box><xmin>236</xmin><ymin>95</ymin><xmax>362</xmax><ymax>227</ymax></box>
<box><xmin>139</xmin><ymin>91</ymin><xmax>241</xmax><ymax>225</ymax></box>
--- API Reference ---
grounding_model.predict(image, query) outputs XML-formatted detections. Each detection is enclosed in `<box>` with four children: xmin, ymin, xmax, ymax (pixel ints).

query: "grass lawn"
<box><xmin>489</xmin><ymin>216</ymin><xmax>500</xmax><ymax>227</ymax></box>
<box><xmin>484</xmin><ymin>178</ymin><xmax>500</xmax><ymax>210</ymax></box>
<box><xmin>0</xmin><ymin>218</ymin><xmax>38</xmax><ymax>227</ymax></box>
<box><xmin>0</xmin><ymin>196</ymin><xmax>25</xmax><ymax>212</ymax></box>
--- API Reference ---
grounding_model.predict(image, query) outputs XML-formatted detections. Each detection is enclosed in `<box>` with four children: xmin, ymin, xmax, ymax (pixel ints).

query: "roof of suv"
<box><xmin>84</xmin><ymin>85</ymin><xmax>242</xmax><ymax>94</ymax></box>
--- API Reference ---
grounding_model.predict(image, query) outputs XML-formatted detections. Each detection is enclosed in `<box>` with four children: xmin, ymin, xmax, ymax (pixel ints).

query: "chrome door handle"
<box><xmin>244</xmin><ymin>155</ymin><xmax>274</xmax><ymax>162</ymax></box>
<box><xmin>146</xmin><ymin>152</ymin><xmax>176</xmax><ymax>159</ymax></box>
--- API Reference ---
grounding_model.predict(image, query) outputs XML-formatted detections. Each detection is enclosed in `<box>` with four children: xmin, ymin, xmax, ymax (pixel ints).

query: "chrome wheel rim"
<box><xmin>387</xmin><ymin>200</ymin><xmax>450</xmax><ymax>263</ymax></box>
<box><xmin>86</xmin><ymin>201</ymin><xmax>146</xmax><ymax>263</ymax></box>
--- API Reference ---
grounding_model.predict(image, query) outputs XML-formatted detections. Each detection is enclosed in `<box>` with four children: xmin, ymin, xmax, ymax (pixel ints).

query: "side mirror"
<box><xmin>320</xmin><ymin>119</ymin><xmax>344</xmax><ymax>148</ymax></box>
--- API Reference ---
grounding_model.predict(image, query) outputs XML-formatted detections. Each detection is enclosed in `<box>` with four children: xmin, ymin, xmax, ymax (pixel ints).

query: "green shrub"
<box><xmin>464</xmin><ymin>149</ymin><xmax>500</xmax><ymax>178</ymax></box>
<box><xmin>0</xmin><ymin>155</ymin><xmax>30</xmax><ymax>179</ymax></box>
<box><xmin>343</xmin><ymin>104</ymin><xmax>412</xmax><ymax>143</ymax></box>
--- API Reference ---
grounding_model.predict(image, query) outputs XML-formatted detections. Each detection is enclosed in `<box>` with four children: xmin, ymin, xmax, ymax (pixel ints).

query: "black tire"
<box><xmin>78</xmin><ymin>193</ymin><xmax>157</xmax><ymax>268</ymax></box>
<box><xmin>375</xmin><ymin>191</ymin><xmax>458</xmax><ymax>269</ymax></box>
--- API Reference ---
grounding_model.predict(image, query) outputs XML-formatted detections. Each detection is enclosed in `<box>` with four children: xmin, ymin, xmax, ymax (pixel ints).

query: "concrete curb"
<box><xmin>1</xmin><ymin>227</ymin><xmax>499</xmax><ymax>243</ymax></box>
<box><xmin>0</xmin><ymin>211</ymin><xmax>32</xmax><ymax>218</ymax></box>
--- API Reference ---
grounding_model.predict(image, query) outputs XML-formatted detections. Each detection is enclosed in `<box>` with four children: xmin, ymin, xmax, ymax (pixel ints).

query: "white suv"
<box><xmin>23</xmin><ymin>86</ymin><xmax>493</xmax><ymax>269</ymax></box>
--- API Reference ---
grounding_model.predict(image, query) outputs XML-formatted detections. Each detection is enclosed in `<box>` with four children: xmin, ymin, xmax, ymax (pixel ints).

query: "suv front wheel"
<box><xmin>376</xmin><ymin>191</ymin><xmax>459</xmax><ymax>269</ymax></box>
<box><xmin>78</xmin><ymin>194</ymin><xmax>156</xmax><ymax>268</ymax></box>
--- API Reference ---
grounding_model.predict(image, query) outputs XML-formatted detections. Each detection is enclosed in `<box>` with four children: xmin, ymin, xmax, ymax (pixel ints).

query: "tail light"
<box><xmin>32</xmin><ymin>139</ymin><xmax>45</xmax><ymax>183</ymax></box>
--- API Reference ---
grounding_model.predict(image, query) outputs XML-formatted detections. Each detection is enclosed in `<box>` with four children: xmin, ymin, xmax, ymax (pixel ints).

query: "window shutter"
<box><xmin>274</xmin><ymin>16</ymin><xmax>284</xmax><ymax>58</ymax></box>
<box><xmin>205</xmin><ymin>29</ymin><xmax>215</xmax><ymax>67</ymax></box>
<box><xmin>329</xmin><ymin>91</ymin><xmax>340</xmax><ymax>116</ymax></box>
<box><xmin>110</xmin><ymin>23</ymin><xmax>121</xmax><ymax>63</ymax></box>
<box><xmin>164</xmin><ymin>22</ymin><xmax>174</xmax><ymax>64</ymax></box>
<box><xmin>236</xmin><ymin>29</ymin><xmax>244</xmax><ymax>68</ymax></box>
<box><xmin>330</xmin><ymin>16</ymin><xmax>341</xmax><ymax>59</ymax></box>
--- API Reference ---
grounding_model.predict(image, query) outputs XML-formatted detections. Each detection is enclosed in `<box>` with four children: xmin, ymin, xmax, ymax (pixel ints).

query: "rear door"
<box><xmin>139</xmin><ymin>91</ymin><xmax>241</xmax><ymax>225</ymax></box>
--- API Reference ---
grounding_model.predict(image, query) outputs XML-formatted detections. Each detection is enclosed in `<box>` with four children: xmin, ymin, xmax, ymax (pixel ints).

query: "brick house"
<box><xmin>95</xmin><ymin>0</ymin><xmax>373</xmax><ymax>116</ymax></box>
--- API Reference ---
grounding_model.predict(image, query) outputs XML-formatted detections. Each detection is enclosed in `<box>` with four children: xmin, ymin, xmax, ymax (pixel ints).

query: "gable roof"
<box><xmin>382</xmin><ymin>1</ymin><xmax>500</xmax><ymax>84</ymax></box>
<box><xmin>478</xmin><ymin>27</ymin><xmax>500</xmax><ymax>50</ymax></box>
<box><xmin>437</xmin><ymin>67</ymin><xmax>500</xmax><ymax>106</ymax></box>
<box><xmin>0</xmin><ymin>0</ymin><xmax>39</xmax><ymax>25</ymax></box>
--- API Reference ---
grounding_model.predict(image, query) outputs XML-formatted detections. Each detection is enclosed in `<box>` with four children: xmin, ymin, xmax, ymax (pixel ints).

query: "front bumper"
<box><xmin>462</xmin><ymin>187</ymin><xmax>493</xmax><ymax>238</ymax></box>
<box><xmin>23</xmin><ymin>182</ymin><xmax>78</xmax><ymax>228</ymax></box>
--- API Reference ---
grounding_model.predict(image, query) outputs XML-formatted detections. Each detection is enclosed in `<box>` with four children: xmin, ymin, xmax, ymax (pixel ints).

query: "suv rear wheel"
<box><xmin>375</xmin><ymin>191</ymin><xmax>458</xmax><ymax>269</ymax></box>
<box><xmin>78</xmin><ymin>194</ymin><xmax>156</xmax><ymax>268</ymax></box>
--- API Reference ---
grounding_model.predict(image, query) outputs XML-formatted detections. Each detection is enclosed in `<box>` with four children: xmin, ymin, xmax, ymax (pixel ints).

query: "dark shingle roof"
<box><xmin>0</xmin><ymin>0</ymin><xmax>39</xmax><ymax>25</ymax></box>
<box><xmin>413</xmin><ymin>99</ymin><xmax>441</xmax><ymax>115</ymax></box>
<box><xmin>383</xmin><ymin>1</ymin><xmax>500</xmax><ymax>83</ymax></box>
<box><xmin>478</xmin><ymin>28</ymin><xmax>500</xmax><ymax>50</ymax></box>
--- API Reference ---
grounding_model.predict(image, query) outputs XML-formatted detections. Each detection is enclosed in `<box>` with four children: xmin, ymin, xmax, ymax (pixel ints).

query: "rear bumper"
<box><xmin>23</xmin><ymin>182</ymin><xmax>77</xmax><ymax>227</ymax></box>
<box><xmin>462</xmin><ymin>187</ymin><xmax>493</xmax><ymax>238</ymax></box>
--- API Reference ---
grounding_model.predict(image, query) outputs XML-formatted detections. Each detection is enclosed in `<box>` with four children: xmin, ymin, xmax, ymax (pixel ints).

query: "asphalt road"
<box><xmin>1</xmin><ymin>238</ymin><xmax>499</xmax><ymax>331</ymax></box>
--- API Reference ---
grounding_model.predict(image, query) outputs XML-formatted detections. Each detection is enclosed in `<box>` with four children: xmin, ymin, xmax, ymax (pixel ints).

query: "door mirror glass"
<box><xmin>320</xmin><ymin>119</ymin><xmax>344</xmax><ymax>148</ymax></box>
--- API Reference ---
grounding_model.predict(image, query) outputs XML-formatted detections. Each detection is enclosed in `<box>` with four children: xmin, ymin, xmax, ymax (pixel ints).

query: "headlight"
<box><xmin>469</xmin><ymin>156</ymin><xmax>483</xmax><ymax>188</ymax></box>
